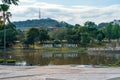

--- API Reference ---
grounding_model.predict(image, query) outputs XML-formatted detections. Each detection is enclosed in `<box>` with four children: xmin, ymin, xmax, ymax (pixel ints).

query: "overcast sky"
<box><xmin>9</xmin><ymin>0</ymin><xmax>120</xmax><ymax>25</ymax></box>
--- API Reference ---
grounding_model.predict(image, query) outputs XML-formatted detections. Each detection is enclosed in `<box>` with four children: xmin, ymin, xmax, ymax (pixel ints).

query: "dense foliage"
<box><xmin>0</xmin><ymin>18</ymin><xmax>120</xmax><ymax>48</ymax></box>
<box><xmin>2</xmin><ymin>0</ymin><xmax>19</xmax><ymax>5</ymax></box>
<box><xmin>0</xmin><ymin>23</ymin><xmax>18</xmax><ymax>47</ymax></box>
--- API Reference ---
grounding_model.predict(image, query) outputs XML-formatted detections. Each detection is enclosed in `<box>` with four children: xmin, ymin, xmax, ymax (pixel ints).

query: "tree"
<box><xmin>80</xmin><ymin>33</ymin><xmax>91</xmax><ymax>47</ymax></box>
<box><xmin>84</xmin><ymin>21</ymin><xmax>99</xmax><ymax>40</ymax></box>
<box><xmin>65</xmin><ymin>25</ymin><xmax>80</xmax><ymax>44</ymax></box>
<box><xmin>84</xmin><ymin>21</ymin><xmax>97</xmax><ymax>28</ymax></box>
<box><xmin>75</xmin><ymin>24</ymin><xmax>80</xmax><ymax>27</ymax></box>
<box><xmin>39</xmin><ymin>28</ymin><xmax>49</xmax><ymax>44</ymax></box>
<box><xmin>87</xmin><ymin>27</ymin><xmax>98</xmax><ymax>40</ymax></box>
<box><xmin>0</xmin><ymin>4</ymin><xmax>10</xmax><ymax>25</ymax></box>
<box><xmin>49</xmin><ymin>28</ymin><xmax>66</xmax><ymax>41</ymax></box>
<box><xmin>71</xmin><ymin>26</ymin><xmax>88</xmax><ymax>45</ymax></box>
<box><xmin>0</xmin><ymin>0</ymin><xmax>18</xmax><ymax>24</ymax></box>
<box><xmin>0</xmin><ymin>23</ymin><xmax>17</xmax><ymax>47</ymax></box>
<box><xmin>96</xmin><ymin>31</ymin><xmax>105</xmax><ymax>44</ymax></box>
<box><xmin>98</xmin><ymin>23</ymin><xmax>108</xmax><ymax>28</ymax></box>
<box><xmin>0</xmin><ymin>0</ymin><xmax>18</xmax><ymax>63</ymax></box>
<box><xmin>2</xmin><ymin>0</ymin><xmax>19</xmax><ymax>5</ymax></box>
<box><xmin>26</xmin><ymin>27</ymin><xmax>39</xmax><ymax>48</ymax></box>
<box><xmin>102</xmin><ymin>23</ymin><xmax>113</xmax><ymax>42</ymax></box>
<box><xmin>112</xmin><ymin>24</ymin><xmax>120</xmax><ymax>42</ymax></box>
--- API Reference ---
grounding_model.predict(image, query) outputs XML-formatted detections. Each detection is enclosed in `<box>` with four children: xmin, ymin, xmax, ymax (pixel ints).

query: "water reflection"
<box><xmin>42</xmin><ymin>53</ymin><xmax>78</xmax><ymax>58</ymax></box>
<box><xmin>0</xmin><ymin>49</ymin><xmax>120</xmax><ymax>66</ymax></box>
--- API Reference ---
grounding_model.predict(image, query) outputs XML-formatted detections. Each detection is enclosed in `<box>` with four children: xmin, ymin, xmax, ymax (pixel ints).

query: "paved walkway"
<box><xmin>0</xmin><ymin>65</ymin><xmax>120</xmax><ymax>80</ymax></box>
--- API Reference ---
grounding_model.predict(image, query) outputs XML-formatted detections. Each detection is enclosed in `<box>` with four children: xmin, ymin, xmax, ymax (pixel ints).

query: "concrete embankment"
<box><xmin>0</xmin><ymin>65</ymin><xmax>120</xmax><ymax>80</ymax></box>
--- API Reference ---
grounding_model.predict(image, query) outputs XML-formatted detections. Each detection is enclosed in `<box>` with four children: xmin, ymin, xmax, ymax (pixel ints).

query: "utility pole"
<box><xmin>39</xmin><ymin>8</ymin><xmax>41</xmax><ymax>19</ymax></box>
<box><xmin>3</xmin><ymin>11</ymin><xmax>7</xmax><ymax>64</ymax></box>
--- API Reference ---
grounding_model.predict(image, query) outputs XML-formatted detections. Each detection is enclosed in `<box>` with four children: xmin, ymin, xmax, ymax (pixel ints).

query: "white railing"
<box><xmin>88</xmin><ymin>47</ymin><xmax>120</xmax><ymax>51</ymax></box>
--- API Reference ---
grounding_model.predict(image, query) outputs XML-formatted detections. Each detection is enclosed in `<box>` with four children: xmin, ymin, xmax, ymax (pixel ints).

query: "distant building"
<box><xmin>47</xmin><ymin>26</ymin><xmax>57</xmax><ymax>31</ymax></box>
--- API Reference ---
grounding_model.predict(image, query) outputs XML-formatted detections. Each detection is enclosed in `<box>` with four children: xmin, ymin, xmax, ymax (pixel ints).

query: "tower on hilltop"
<box><xmin>39</xmin><ymin>8</ymin><xmax>41</xmax><ymax>19</ymax></box>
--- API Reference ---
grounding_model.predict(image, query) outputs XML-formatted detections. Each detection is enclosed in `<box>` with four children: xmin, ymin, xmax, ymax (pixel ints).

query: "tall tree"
<box><xmin>0</xmin><ymin>4</ymin><xmax>10</xmax><ymax>25</ymax></box>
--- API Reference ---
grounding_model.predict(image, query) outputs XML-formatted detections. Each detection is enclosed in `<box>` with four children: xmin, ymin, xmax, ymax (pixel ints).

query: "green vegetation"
<box><xmin>0</xmin><ymin>59</ymin><xmax>4</xmax><ymax>63</ymax></box>
<box><xmin>0</xmin><ymin>23</ymin><xmax>18</xmax><ymax>47</ymax></box>
<box><xmin>0</xmin><ymin>0</ymin><xmax>18</xmax><ymax>48</ymax></box>
<box><xmin>0</xmin><ymin>20</ymin><xmax>120</xmax><ymax>48</ymax></box>
<box><xmin>7</xmin><ymin>59</ymin><xmax>16</xmax><ymax>63</ymax></box>
<box><xmin>2</xmin><ymin>0</ymin><xmax>19</xmax><ymax>5</ymax></box>
<box><xmin>0</xmin><ymin>59</ymin><xmax>16</xmax><ymax>63</ymax></box>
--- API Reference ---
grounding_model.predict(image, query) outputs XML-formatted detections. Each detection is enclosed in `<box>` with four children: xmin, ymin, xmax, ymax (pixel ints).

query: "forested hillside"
<box><xmin>14</xmin><ymin>18</ymin><xmax>69</xmax><ymax>30</ymax></box>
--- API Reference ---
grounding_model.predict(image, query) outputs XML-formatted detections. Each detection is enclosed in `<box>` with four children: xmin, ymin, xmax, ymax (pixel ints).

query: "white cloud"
<box><xmin>9</xmin><ymin>2</ymin><xmax>120</xmax><ymax>25</ymax></box>
<box><xmin>20</xmin><ymin>0</ymin><xmax>37</xmax><ymax>3</ymax></box>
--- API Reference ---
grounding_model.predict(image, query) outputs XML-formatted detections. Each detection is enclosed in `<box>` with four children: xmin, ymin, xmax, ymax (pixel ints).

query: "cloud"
<box><xmin>9</xmin><ymin>1</ymin><xmax>120</xmax><ymax>25</ymax></box>
<box><xmin>20</xmin><ymin>0</ymin><xmax>37</xmax><ymax>3</ymax></box>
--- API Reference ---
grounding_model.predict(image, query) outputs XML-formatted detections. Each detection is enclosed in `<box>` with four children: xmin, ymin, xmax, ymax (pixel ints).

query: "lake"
<box><xmin>0</xmin><ymin>48</ymin><xmax>119</xmax><ymax>66</ymax></box>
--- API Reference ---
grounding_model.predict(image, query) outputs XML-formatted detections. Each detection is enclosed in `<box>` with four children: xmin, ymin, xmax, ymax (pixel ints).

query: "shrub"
<box><xmin>7</xmin><ymin>60</ymin><xmax>16</xmax><ymax>63</ymax></box>
<box><xmin>53</xmin><ymin>40</ymin><xmax>61</xmax><ymax>44</ymax></box>
<box><xmin>0</xmin><ymin>59</ymin><xmax>4</xmax><ymax>63</ymax></box>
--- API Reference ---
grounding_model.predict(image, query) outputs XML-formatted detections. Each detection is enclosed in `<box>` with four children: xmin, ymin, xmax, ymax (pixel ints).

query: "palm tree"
<box><xmin>0</xmin><ymin>4</ymin><xmax>9</xmax><ymax>63</ymax></box>
<box><xmin>1</xmin><ymin>0</ymin><xmax>19</xmax><ymax>5</ymax></box>
<box><xmin>0</xmin><ymin>0</ymin><xmax>18</xmax><ymax>64</ymax></box>
<box><xmin>0</xmin><ymin>4</ymin><xmax>9</xmax><ymax>24</ymax></box>
<box><xmin>6</xmin><ymin>12</ymin><xmax>12</xmax><ymax>23</ymax></box>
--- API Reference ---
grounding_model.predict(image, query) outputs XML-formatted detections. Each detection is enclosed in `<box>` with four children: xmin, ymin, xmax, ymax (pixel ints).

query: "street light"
<box><xmin>3</xmin><ymin>19</ymin><xmax>7</xmax><ymax>64</ymax></box>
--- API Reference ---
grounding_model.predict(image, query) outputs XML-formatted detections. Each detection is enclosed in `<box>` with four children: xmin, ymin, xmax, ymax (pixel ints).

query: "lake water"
<box><xmin>0</xmin><ymin>48</ymin><xmax>120</xmax><ymax>66</ymax></box>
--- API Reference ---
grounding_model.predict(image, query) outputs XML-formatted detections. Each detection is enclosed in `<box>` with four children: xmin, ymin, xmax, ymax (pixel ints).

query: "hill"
<box><xmin>98</xmin><ymin>20</ymin><xmax>120</xmax><ymax>28</ymax></box>
<box><xmin>13</xmin><ymin>18</ymin><xmax>69</xmax><ymax>30</ymax></box>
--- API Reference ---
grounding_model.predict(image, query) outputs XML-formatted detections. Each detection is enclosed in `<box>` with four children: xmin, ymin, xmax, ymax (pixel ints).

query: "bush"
<box><xmin>53</xmin><ymin>40</ymin><xmax>61</xmax><ymax>44</ymax></box>
<box><xmin>0</xmin><ymin>59</ymin><xmax>4</xmax><ymax>63</ymax></box>
<box><xmin>7</xmin><ymin>60</ymin><xmax>16</xmax><ymax>63</ymax></box>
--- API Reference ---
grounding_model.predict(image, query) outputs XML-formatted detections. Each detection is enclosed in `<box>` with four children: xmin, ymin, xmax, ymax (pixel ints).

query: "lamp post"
<box><xmin>3</xmin><ymin>21</ymin><xmax>7</xmax><ymax>64</ymax></box>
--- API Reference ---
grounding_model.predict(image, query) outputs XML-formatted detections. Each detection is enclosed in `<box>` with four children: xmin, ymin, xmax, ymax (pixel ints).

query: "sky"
<box><xmin>8</xmin><ymin>0</ymin><xmax>120</xmax><ymax>25</ymax></box>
